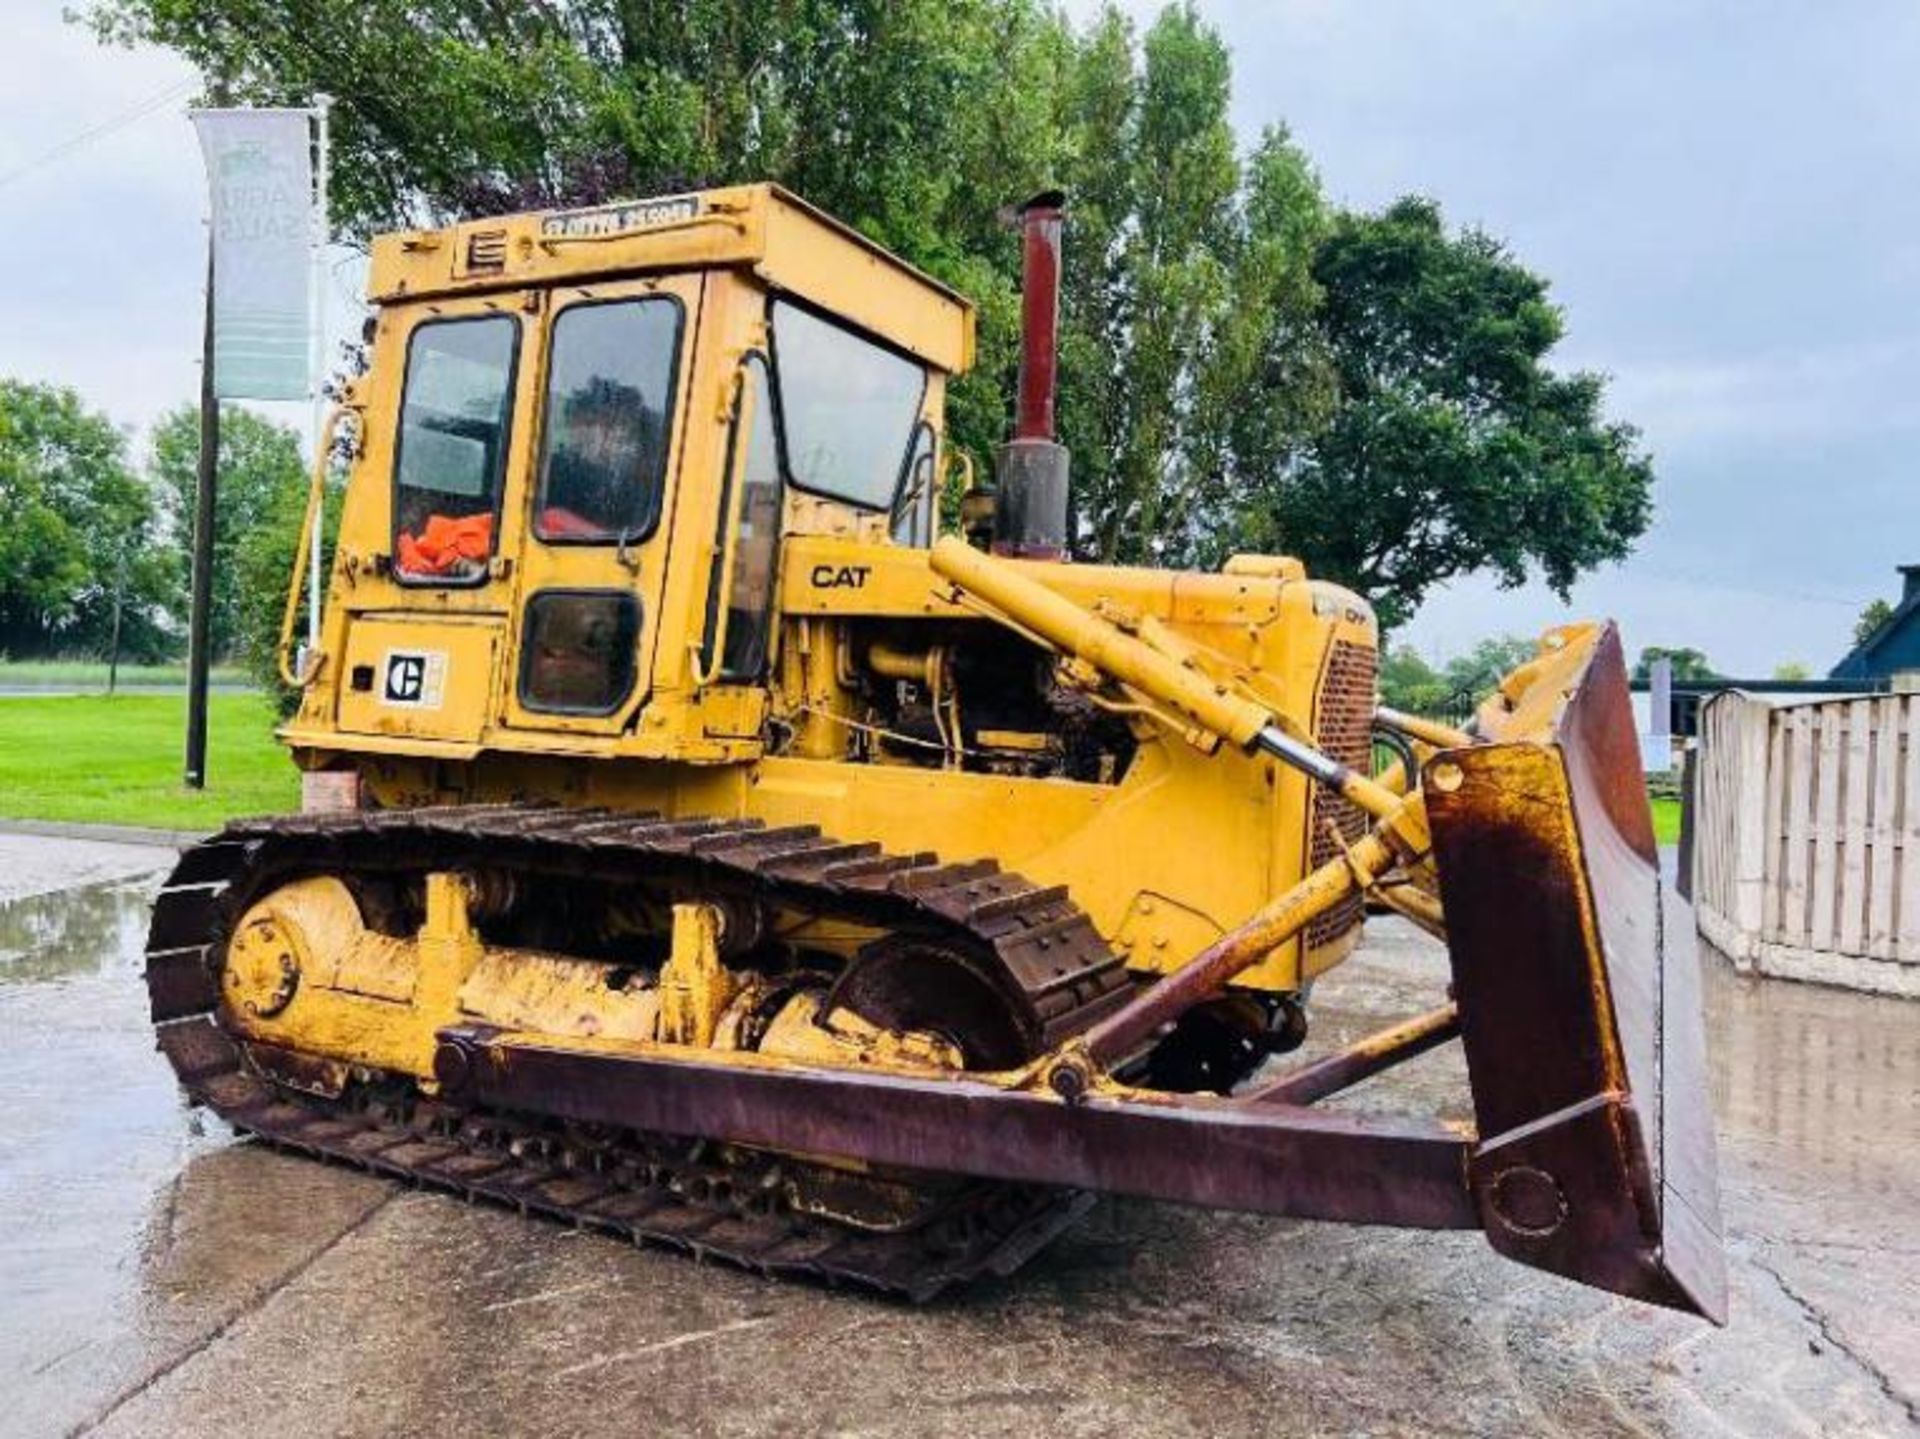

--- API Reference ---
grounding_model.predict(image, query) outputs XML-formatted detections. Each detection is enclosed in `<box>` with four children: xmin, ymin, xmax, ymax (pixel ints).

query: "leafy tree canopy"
<box><xmin>1633</xmin><ymin>645</ymin><xmax>1718</xmax><ymax>683</ymax></box>
<box><xmin>1854</xmin><ymin>597</ymin><xmax>1895</xmax><ymax>648</ymax></box>
<box><xmin>0</xmin><ymin>380</ymin><xmax>175</xmax><ymax>661</ymax></box>
<box><xmin>86</xmin><ymin>0</ymin><xmax>1654</xmax><ymax>634</ymax></box>
<box><xmin>1378</xmin><ymin>644</ymin><xmax>1448</xmax><ymax>714</ymax></box>
<box><xmin>1379</xmin><ymin>633</ymin><xmax>1539</xmax><ymax>715</ymax></box>
<box><xmin>150</xmin><ymin>404</ymin><xmax>306</xmax><ymax>659</ymax></box>
<box><xmin>1439</xmin><ymin>634</ymin><xmax>1542</xmax><ymax>703</ymax></box>
<box><xmin>1229</xmin><ymin>199</ymin><xmax>1653</xmax><ymax>628</ymax></box>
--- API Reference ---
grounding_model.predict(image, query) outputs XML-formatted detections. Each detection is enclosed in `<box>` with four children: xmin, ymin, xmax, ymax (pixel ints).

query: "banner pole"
<box><xmin>185</xmin><ymin>241</ymin><xmax>218</xmax><ymax>789</ymax></box>
<box><xmin>307</xmin><ymin>94</ymin><xmax>332</xmax><ymax>656</ymax></box>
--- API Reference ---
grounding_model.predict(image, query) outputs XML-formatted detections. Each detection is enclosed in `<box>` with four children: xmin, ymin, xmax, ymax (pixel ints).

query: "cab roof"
<box><xmin>366</xmin><ymin>183</ymin><xmax>974</xmax><ymax>373</ymax></box>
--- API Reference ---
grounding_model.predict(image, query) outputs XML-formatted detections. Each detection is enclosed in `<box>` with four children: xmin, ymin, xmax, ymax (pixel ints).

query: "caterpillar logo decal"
<box><xmin>381</xmin><ymin>649</ymin><xmax>448</xmax><ymax>710</ymax></box>
<box><xmin>811</xmin><ymin>564</ymin><xmax>872</xmax><ymax>590</ymax></box>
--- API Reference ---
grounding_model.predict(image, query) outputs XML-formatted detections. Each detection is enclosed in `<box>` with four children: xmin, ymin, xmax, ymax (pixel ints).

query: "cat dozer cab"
<box><xmin>147</xmin><ymin>185</ymin><xmax>1724</xmax><ymax>1318</ymax></box>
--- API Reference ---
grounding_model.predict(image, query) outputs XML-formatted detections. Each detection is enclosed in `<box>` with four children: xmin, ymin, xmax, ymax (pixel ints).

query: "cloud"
<box><xmin>1398</xmin><ymin>567</ymin><xmax>1869</xmax><ymax>680</ymax></box>
<box><xmin>1598</xmin><ymin>340</ymin><xmax>1920</xmax><ymax>447</ymax></box>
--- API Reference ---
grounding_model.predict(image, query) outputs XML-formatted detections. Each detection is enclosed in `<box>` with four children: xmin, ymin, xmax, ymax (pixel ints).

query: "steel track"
<box><xmin>144</xmin><ymin>803</ymin><xmax>1132</xmax><ymax>1299</ymax></box>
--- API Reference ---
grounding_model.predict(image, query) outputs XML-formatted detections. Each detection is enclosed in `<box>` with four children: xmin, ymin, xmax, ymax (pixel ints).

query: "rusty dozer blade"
<box><xmin>1423</xmin><ymin>622</ymin><xmax>1727</xmax><ymax>1321</ymax></box>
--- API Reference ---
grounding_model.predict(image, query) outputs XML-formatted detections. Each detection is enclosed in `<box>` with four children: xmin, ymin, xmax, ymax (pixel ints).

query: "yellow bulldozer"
<box><xmin>147</xmin><ymin>184</ymin><xmax>1724</xmax><ymax>1318</ymax></box>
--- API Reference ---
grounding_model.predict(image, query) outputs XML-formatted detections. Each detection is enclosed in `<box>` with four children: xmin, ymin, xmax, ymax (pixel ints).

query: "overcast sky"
<box><xmin>1</xmin><ymin>2</ymin><xmax>1908</xmax><ymax>674</ymax></box>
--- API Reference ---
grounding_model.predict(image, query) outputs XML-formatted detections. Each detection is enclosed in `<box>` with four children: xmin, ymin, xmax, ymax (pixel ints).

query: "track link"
<box><xmin>145</xmin><ymin>803</ymin><xmax>1132</xmax><ymax>1299</ymax></box>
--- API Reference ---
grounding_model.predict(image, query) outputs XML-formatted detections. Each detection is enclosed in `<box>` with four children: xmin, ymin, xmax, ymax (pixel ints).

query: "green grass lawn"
<box><xmin>1649</xmin><ymin>795</ymin><xmax>1681</xmax><ymax>846</ymax></box>
<box><xmin>0</xmin><ymin>659</ymin><xmax>250</xmax><ymax>689</ymax></box>
<box><xmin>0</xmin><ymin>692</ymin><xmax>297</xmax><ymax>831</ymax></box>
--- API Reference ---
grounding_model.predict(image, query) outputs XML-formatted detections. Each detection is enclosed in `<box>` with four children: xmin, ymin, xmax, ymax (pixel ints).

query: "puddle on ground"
<box><xmin>0</xmin><ymin>871</ymin><xmax>229</xmax><ymax>1432</ymax></box>
<box><xmin>0</xmin><ymin>880</ymin><xmax>158</xmax><ymax>983</ymax></box>
<box><xmin>1704</xmin><ymin>950</ymin><xmax>1920</xmax><ymax>1191</ymax></box>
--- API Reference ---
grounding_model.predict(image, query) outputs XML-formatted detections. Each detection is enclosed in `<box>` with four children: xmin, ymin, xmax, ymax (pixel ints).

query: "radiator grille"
<box><xmin>1307</xmin><ymin>639</ymin><xmax>1376</xmax><ymax>950</ymax></box>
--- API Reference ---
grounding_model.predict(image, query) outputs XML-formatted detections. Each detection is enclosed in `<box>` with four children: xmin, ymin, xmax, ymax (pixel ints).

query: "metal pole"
<box><xmin>1242</xmin><ymin>1004</ymin><xmax>1460</xmax><ymax>1107</ymax></box>
<box><xmin>107</xmin><ymin>542</ymin><xmax>126</xmax><ymax>696</ymax></box>
<box><xmin>1647</xmin><ymin>654</ymin><xmax>1673</xmax><ymax>775</ymax></box>
<box><xmin>306</xmin><ymin>94</ymin><xmax>332</xmax><ymax>657</ymax></box>
<box><xmin>185</xmin><ymin>244</ymin><xmax>218</xmax><ymax>788</ymax></box>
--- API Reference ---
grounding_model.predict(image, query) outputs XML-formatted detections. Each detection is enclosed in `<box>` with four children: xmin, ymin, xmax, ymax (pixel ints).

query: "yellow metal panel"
<box><xmin>335</xmin><ymin>616</ymin><xmax>502</xmax><ymax>743</ymax></box>
<box><xmin>279</xmin><ymin>728</ymin><xmax>482</xmax><ymax>761</ymax></box>
<box><xmin>369</xmin><ymin>186</ymin><xmax>768</xmax><ymax>303</ymax></box>
<box><xmin>779</xmin><ymin>538</ymin><xmax>955</xmax><ymax>616</ymax></box>
<box><xmin>365</xmin><ymin>184</ymin><xmax>972</xmax><ymax>375</ymax></box>
<box><xmin>778</xmin><ymin>536</ymin><xmax>1293</xmax><ymax>629</ymax></box>
<box><xmin>563</xmin><ymin>742</ymin><xmax>1309</xmax><ymax>991</ymax></box>
<box><xmin>759</xmin><ymin>189</ymin><xmax>973</xmax><ymax>371</ymax></box>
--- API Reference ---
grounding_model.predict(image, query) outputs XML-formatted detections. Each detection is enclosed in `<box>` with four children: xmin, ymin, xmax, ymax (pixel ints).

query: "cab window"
<box><xmin>393</xmin><ymin>315</ymin><xmax>517</xmax><ymax>584</ymax></box>
<box><xmin>702</xmin><ymin>355</ymin><xmax>783</xmax><ymax>680</ymax></box>
<box><xmin>771</xmin><ymin>302</ymin><xmax>926</xmax><ymax>510</ymax></box>
<box><xmin>519</xmin><ymin>590</ymin><xmax>641</xmax><ymax>714</ymax></box>
<box><xmin>534</xmin><ymin>298</ymin><xmax>683</xmax><ymax>543</ymax></box>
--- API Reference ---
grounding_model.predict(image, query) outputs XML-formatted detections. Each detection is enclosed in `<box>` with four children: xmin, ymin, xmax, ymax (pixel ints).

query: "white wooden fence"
<box><xmin>1691</xmin><ymin>690</ymin><xmax>1920</xmax><ymax>998</ymax></box>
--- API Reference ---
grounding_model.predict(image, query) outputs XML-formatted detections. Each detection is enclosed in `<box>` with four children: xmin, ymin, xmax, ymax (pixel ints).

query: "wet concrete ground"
<box><xmin>1</xmin><ymin>832</ymin><xmax>1914</xmax><ymax>1438</ymax></box>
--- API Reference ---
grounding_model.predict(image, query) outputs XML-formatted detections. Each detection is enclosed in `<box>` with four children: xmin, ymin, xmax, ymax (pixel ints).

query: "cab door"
<box><xmin>501</xmin><ymin>274</ymin><xmax>704</xmax><ymax>735</ymax></box>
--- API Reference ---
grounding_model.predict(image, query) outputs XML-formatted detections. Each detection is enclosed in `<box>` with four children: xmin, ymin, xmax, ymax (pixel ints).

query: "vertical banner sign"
<box><xmin>192</xmin><ymin>109</ymin><xmax>314</xmax><ymax>400</ymax></box>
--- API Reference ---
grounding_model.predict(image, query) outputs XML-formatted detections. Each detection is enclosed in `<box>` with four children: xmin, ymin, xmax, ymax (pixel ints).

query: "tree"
<box><xmin>1228</xmin><ymin>198</ymin><xmax>1653</xmax><ymax>628</ymax></box>
<box><xmin>1378</xmin><ymin>643</ymin><xmax>1447</xmax><ymax>713</ymax></box>
<box><xmin>150</xmin><ymin>405</ymin><xmax>307</xmax><ymax>661</ymax></box>
<box><xmin>1772</xmin><ymin>661</ymin><xmax>1811</xmax><ymax>681</ymax></box>
<box><xmin>1634</xmin><ymin>646</ymin><xmax>1718</xmax><ymax>682</ymax></box>
<box><xmin>232</xmin><ymin>460</ymin><xmax>342</xmax><ymax>703</ymax></box>
<box><xmin>1854</xmin><ymin>597</ymin><xmax>1894</xmax><ymax>648</ymax></box>
<box><xmin>83</xmin><ymin>0</ymin><xmax>1336</xmax><ymax>564</ymax></box>
<box><xmin>0</xmin><ymin>380</ymin><xmax>175</xmax><ymax>660</ymax></box>
<box><xmin>1380</xmin><ymin>633</ymin><xmax>1537</xmax><ymax>715</ymax></box>
<box><xmin>1055</xmin><ymin>8</ymin><xmax>1329</xmax><ymax>565</ymax></box>
<box><xmin>1440</xmin><ymin>634</ymin><xmax>1539</xmax><ymax>703</ymax></box>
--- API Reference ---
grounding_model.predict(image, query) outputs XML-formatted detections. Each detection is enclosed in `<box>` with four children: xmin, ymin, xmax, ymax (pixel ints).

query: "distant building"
<box><xmin>1831</xmin><ymin>564</ymin><xmax>1920</xmax><ymax>687</ymax></box>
